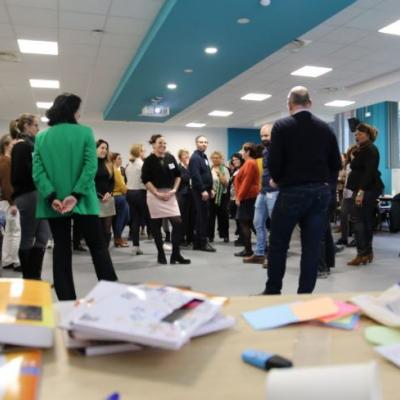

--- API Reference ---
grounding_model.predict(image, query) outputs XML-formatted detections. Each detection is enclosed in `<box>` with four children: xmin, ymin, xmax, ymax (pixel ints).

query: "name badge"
<box><xmin>168</xmin><ymin>163</ymin><xmax>175</xmax><ymax>170</ymax></box>
<box><xmin>205</xmin><ymin>159</ymin><xmax>209</xmax><ymax>166</ymax></box>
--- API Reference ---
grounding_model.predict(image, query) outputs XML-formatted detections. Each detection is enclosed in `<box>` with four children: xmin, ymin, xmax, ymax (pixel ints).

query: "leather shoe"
<box><xmin>243</xmin><ymin>255</ymin><xmax>265</xmax><ymax>264</ymax></box>
<box><xmin>170</xmin><ymin>254</ymin><xmax>191</xmax><ymax>264</ymax></box>
<box><xmin>200</xmin><ymin>243</ymin><xmax>216</xmax><ymax>252</ymax></box>
<box><xmin>235</xmin><ymin>250</ymin><xmax>253</xmax><ymax>257</ymax></box>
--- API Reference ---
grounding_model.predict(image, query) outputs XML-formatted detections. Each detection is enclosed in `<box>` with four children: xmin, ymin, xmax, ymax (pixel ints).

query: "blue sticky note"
<box><xmin>242</xmin><ymin>304</ymin><xmax>298</xmax><ymax>330</ymax></box>
<box><xmin>325</xmin><ymin>313</ymin><xmax>360</xmax><ymax>330</ymax></box>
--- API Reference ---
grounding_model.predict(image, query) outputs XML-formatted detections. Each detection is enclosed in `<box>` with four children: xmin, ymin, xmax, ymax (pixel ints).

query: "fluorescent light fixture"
<box><xmin>379</xmin><ymin>19</ymin><xmax>400</xmax><ymax>35</ymax></box>
<box><xmin>186</xmin><ymin>122</ymin><xmax>206</xmax><ymax>128</ymax></box>
<box><xmin>18</xmin><ymin>39</ymin><xmax>58</xmax><ymax>55</ymax></box>
<box><xmin>237</xmin><ymin>18</ymin><xmax>251</xmax><ymax>24</ymax></box>
<box><xmin>325</xmin><ymin>100</ymin><xmax>355</xmax><ymax>107</ymax></box>
<box><xmin>205</xmin><ymin>47</ymin><xmax>218</xmax><ymax>54</ymax></box>
<box><xmin>208</xmin><ymin>110</ymin><xmax>233</xmax><ymax>117</ymax></box>
<box><xmin>291</xmin><ymin>65</ymin><xmax>332</xmax><ymax>78</ymax></box>
<box><xmin>184</xmin><ymin>68</ymin><xmax>193</xmax><ymax>74</ymax></box>
<box><xmin>41</xmin><ymin>116</ymin><xmax>49</xmax><ymax>123</ymax></box>
<box><xmin>241</xmin><ymin>93</ymin><xmax>272</xmax><ymax>101</ymax></box>
<box><xmin>36</xmin><ymin>101</ymin><xmax>53</xmax><ymax>109</ymax></box>
<box><xmin>30</xmin><ymin>79</ymin><xmax>60</xmax><ymax>89</ymax></box>
<box><xmin>167</xmin><ymin>83</ymin><xmax>177</xmax><ymax>90</ymax></box>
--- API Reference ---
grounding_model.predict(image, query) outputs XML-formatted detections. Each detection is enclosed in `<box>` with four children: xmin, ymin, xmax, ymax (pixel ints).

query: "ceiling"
<box><xmin>103</xmin><ymin>0</ymin><xmax>355</xmax><ymax>122</ymax></box>
<box><xmin>1</xmin><ymin>0</ymin><xmax>400</xmax><ymax>128</ymax></box>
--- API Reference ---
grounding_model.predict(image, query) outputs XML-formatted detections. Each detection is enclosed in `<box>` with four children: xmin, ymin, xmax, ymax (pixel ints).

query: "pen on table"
<box><xmin>106</xmin><ymin>392</ymin><xmax>120</xmax><ymax>400</ymax></box>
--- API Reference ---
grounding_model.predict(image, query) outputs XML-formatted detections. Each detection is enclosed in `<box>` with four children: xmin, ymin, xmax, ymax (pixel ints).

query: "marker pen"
<box><xmin>242</xmin><ymin>349</ymin><xmax>293</xmax><ymax>370</ymax></box>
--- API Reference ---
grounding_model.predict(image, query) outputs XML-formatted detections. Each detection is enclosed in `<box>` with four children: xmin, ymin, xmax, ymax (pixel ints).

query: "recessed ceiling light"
<box><xmin>41</xmin><ymin>116</ymin><xmax>49</xmax><ymax>123</ymax></box>
<box><xmin>36</xmin><ymin>101</ymin><xmax>53</xmax><ymax>109</ymax></box>
<box><xmin>205</xmin><ymin>47</ymin><xmax>218</xmax><ymax>55</ymax></box>
<box><xmin>241</xmin><ymin>93</ymin><xmax>272</xmax><ymax>101</ymax></box>
<box><xmin>237</xmin><ymin>18</ymin><xmax>251</xmax><ymax>24</ymax></box>
<box><xmin>325</xmin><ymin>100</ymin><xmax>355</xmax><ymax>107</ymax></box>
<box><xmin>379</xmin><ymin>19</ymin><xmax>400</xmax><ymax>35</ymax></box>
<box><xmin>17</xmin><ymin>39</ymin><xmax>58</xmax><ymax>55</ymax></box>
<box><xmin>208</xmin><ymin>110</ymin><xmax>233</xmax><ymax>117</ymax></box>
<box><xmin>184</xmin><ymin>68</ymin><xmax>193</xmax><ymax>74</ymax></box>
<box><xmin>186</xmin><ymin>122</ymin><xmax>206</xmax><ymax>128</ymax></box>
<box><xmin>291</xmin><ymin>65</ymin><xmax>332</xmax><ymax>78</ymax></box>
<box><xmin>29</xmin><ymin>79</ymin><xmax>60</xmax><ymax>89</ymax></box>
<box><xmin>167</xmin><ymin>83</ymin><xmax>177</xmax><ymax>90</ymax></box>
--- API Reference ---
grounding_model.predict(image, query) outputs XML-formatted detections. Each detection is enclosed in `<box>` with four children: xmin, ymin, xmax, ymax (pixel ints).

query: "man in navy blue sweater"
<box><xmin>189</xmin><ymin>136</ymin><xmax>216</xmax><ymax>252</ymax></box>
<box><xmin>262</xmin><ymin>86</ymin><xmax>341</xmax><ymax>295</ymax></box>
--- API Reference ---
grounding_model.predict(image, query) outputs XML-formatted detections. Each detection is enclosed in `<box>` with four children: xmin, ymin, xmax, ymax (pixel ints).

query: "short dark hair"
<box><xmin>195</xmin><ymin>135</ymin><xmax>207</xmax><ymax>142</ymax></box>
<box><xmin>149</xmin><ymin>134</ymin><xmax>163</xmax><ymax>145</ymax></box>
<box><xmin>46</xmin><ymin>93</ymin><xmax>81</xmax><ymax>126</ymax></box>
<box><xmin>96</xmin><ymin>139</ymin><xmax>109</xmax><ymax>149</ymax></box>
<box><xmin>242</xmin><ymin>142</ymin><xmax>257</xmax><ymax>158</ymax></box>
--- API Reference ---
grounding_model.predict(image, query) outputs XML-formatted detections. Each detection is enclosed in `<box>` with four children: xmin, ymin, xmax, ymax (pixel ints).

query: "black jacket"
<box><xmin>346</xmin><ymin>143</ymin><xmax>384</xmax><ymax>193</ymax></box>
<box><xmin>189</xmin><ymin>150</ymin><xmax>213</xmax><ymax>192</ymax></box>
<box><xmin>11</xmin><ymin>134</ymin><xmax>36</xmax><ymax>199</ymax></box>
<box><xmin>267</xmin><ymin>111</ymin><xmax>341</xmax><ymax>187</ymax></box>
<box><xmin>95</xmin><ymin>158</ymin><xmax>114</xmax><ymax>198</ymax></box>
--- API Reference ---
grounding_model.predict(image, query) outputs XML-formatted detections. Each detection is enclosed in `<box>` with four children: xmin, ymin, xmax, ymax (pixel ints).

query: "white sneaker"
<box><xmin>163</xmin><ymin>243</ymin><xmax>172</xmax><ymax>252</ymax></box>
<box><xmin>132</xmin><ymin>246</ymin><xmax>143</xmax><ymax>255</ymax></box>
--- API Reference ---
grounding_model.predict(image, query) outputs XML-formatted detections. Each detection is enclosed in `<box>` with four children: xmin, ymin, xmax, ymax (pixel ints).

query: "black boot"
<box><xmin>18</xmin><ymin>249</ymin><xmax>31</xmax><ymax>279</ymax></box>
<box><xmin>170</xmin><ymin>247</ymin><xmax>191</xmax><ymax>264</ymax></box>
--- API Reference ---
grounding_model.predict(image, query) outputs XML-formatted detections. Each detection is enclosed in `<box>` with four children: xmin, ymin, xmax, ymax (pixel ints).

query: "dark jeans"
<box><xmin>208</xmin><ymin>192</ymin><xmax>229</xmax><ymax>240</ymax></box>
<box><xmin>319</xmin><ymin>188</ymin><xmax>336</xmax><ymax>272</ymax></box>
<box><xmin>192</xmin><ymin>190</ymin><xmax>210</xmax><ymax>245</ymax></box>
<box><xmin>265</xmin><ymin>183</ymin><xmax>331</xmax><ymax>294</ymax></box>
<box><xmin>112</xmin><ymin>195</ymin><xmax>129</xmax><ymax>239</ymax></box>
<box><xmin>350</xmin><ymin>190</ymin><xmax>380</xmax><ymax>256</ymax></box>
<box><xmin>177</xmin><ymin>191</ymin><xmax>194</xmax><ymax>243</ymax></box>
<box><xmin>48</xmin><ymin>214</ymin><xmax>118</xmax><ymax>300</ymax></box>
<box><xmin>126</xmin><ymin>190</ymin><xmax>150</xmax><ymax>246</ymax></box>
<box><xmin>340</xmin><ymin>197</ymin><xmax>353</xmax><ymax>242</ymax></box>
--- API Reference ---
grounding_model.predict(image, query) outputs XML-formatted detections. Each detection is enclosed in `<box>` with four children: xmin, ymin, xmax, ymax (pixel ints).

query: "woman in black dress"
<box><xmin>346</xmin><ymin>123</ymin><xmax>384</xmax><ymax>266</ymax></box>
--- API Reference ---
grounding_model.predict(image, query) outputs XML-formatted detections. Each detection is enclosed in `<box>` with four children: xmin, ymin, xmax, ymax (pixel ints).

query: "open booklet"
<box><xmin>351</xmin><ymin>283</ymin><xmax>400</xmax><ymax>327</ymax></box>
<box><xmin>59</xmin><ymin>281</ymin><xmax>234</xmax><ymax>351</ymax></box>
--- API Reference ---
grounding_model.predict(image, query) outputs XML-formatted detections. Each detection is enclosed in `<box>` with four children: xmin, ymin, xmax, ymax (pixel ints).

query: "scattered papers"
<box><xmin>365</xmin><ymin>326</ymin><xmax>400</xmax><ymax>346</ymax></box>
<box><xmin>375</xmin><ymin>343</ymin><xmax>400</xmax><ymax>368</ymax></box>
<box><xmin>323</xmin><ymin>314</ymin><xmax>360</xmax><ymax>330</ymax></box>
<box><xmin>318</xmin><ymin>301</ymin><xmax>360</xmax><ymax>323</ymax></box>
<box><xmin>351</xmin><ymin>284</ymin><xmax>400</xmax><ymax>327</ymax></box>
<box><xmin>242</xmin><ymin>297</ymin><xmax>338</xmax><ymax>330</ymax></box>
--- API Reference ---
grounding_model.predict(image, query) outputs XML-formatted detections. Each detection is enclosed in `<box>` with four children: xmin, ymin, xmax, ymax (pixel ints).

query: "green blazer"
<box><xmin>32</xmin><ymin>123</ymin><xmax>100</xmax><ymax>218</ymax></box>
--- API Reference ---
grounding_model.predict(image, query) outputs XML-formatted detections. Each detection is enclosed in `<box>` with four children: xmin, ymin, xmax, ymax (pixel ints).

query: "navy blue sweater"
<box><xmin>189</xmin><ymin>150</ymin><xmax>213</xmax><ymax>192</ymax></box>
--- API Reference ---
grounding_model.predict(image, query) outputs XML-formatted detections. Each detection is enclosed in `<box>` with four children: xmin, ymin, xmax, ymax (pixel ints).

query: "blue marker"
<box><xmin>242</xmin><ymin>349</ymin><xmax>293</xmax><ymax>370</ymax></box>
<box><xmin>106</xmin><ymin>392</ymin><xmax>120</xmax><ymax>400</ymax></box>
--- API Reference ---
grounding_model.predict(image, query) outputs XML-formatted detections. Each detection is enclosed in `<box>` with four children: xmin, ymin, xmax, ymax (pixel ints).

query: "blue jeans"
<box><xmin>112</xmin><ymin>195</ymin><xmax>129</xmax><ymax>239</ymax></box>
<box><xmin>253</xmin><ymin>191</ymin><xmax>279</xmax><ymax>256</ymax></box>
<box><xmin>265</xmin><ymin>183</ymin><xmax>331</xmax><ymax>294</ymax></box>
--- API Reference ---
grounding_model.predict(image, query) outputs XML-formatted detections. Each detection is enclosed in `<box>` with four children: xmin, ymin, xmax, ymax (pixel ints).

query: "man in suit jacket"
<box><xmin>261</xmin><ymin>86</ymin><xmax>341</xmax><ymax>294</ymax></box>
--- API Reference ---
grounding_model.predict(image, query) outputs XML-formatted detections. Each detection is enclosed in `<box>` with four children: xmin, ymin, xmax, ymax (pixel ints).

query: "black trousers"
<box><xmin>177</xmin><ymin>191</ymin><xmax>194</xmax><ymax>243</ymax></box>
<box><xmin>192</xmin><ymin>190</ymin><xmax>210</xmax><ymax>244</ymax></box>
<box><xmin>350</xmin><ymin>190</ymin><xmax>380</xmax><ymax>256</ymax></box>
<box><xmin>126</xmin><ymin>189</ymin><xmax>150</xmax><ymax>246</ymax></box>
<box><xmin>208</xmin><ymin>193</ymin><xmax>229</xmax><ymax>240</ymax></box>
<box><xmin>150</xmin><ymin>217</ymin><xmax>182</xmax><ymax>256</ymax></box>
<box><xmin>48</xmin><ymin>214</ymin><xmax>118</xmax><ymax>301</ymax></box>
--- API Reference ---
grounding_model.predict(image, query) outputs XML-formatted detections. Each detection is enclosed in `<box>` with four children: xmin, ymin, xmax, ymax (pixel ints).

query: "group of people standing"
<box><xmin>0</xmin><ymin>86</ymin><xmax>385</xmax><ymax>301</ymax></box>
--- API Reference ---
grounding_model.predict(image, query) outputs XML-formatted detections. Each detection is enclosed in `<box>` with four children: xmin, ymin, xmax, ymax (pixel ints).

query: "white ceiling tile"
<box><xmin>59</xmin><ymin>11</ymin><xmax>106</xmax><ymax>31</ymax></box>
<box><xmin>376</xmin><ymin>0</ymin><xmax>400</xmax><ymax>12</ymax></box>
<box><xmin>5</xmin><ymin>0</ymin><xmax>57</xmax><ymax>9</ymax></box>
<box><xmin>7</xmin><ymin>6</ymin><xmax>58</xmax><ymax>28</ymax></box>
<box><xmin>105</xmin><ymin>16</ymin><xmax>150</xmax><ymax>35</ymax></box>
<box><xmin>109</xmin><ymin>0</ymin><xmax>164</xmax><ymax>20</ymax></box>
<box><xmin>14</xmin><ymin>25</ymin><xmax>57</xmax><ymax>40</ymax></box>
<box><xmin>59</xmin><ymin>0</ymin><xmax>111</xmax><ymax>15</ymax></box>
<box><xmin>59</xmin><ymin>29</ymin><xmax>102</xmax><ymax>46</ymax></box>
<box><xmin>61</xmin><ymin>43</ymin><xmax>99</xmax><ymax>58</ymax></box>
<box><xmin>0</xmin><ymin>4</ymin><xmax>10</xmax><ymax>23</ymax></box>
<box><xmin>323</xmin><ymin>5</ymin><xmax>369</xmax><ymax>26</ymax></box>
<box><xmin>355</xmin><ymin>0</ymin><xmax>385</xmax><ymax>7</ymax></box>
<box><xmin>327</xmin><ymin>44</ymin><xmax>371</xmax><ymax>61</ymax></box>
<box><xmin>316</xmin><ymin>26</ymin><xmax>370</xmax><ymax>44</ymax></box>
<box><xmin>0</xmin><ymin>23</ymin><xmax>14</xmax><ymax>37</ymax></box>
<box><xmin>101</xmin><ymin>33</ymin><xmax>142</xmax><ymax>49</ymax></box>
<box><xmin>299</xmin><ymin>23</ymin><xmax>337</xmax><ymax>42</ymax></box>
<box><xmin>346</xmin><ymin>9</ymin><xmax>397</xmax><ymax>31</ymax></box>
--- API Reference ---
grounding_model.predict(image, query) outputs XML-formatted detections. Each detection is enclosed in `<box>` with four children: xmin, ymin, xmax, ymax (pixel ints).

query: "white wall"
<box><xmin>0</xmin><ymin>119</ymin><xmax>228</xmax><ymax>162</ymax></box>
<box><xmin>392</xmin><ymin>169</ymin><xmax>400</xmax><ymax>195</ymax></box>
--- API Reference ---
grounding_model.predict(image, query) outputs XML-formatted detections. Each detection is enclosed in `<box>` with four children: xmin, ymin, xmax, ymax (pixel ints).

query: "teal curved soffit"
<box><xmin>104</xmin><ymin>0</ymin><xmax>356</xmax><ymax>122</ymax></box>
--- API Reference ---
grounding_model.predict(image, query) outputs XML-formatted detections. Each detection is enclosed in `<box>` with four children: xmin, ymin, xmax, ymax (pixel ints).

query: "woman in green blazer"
<box><xmin>32</xmin><ymin>93</ymin><xmax>118</xmax><ymax>300</ymax></box>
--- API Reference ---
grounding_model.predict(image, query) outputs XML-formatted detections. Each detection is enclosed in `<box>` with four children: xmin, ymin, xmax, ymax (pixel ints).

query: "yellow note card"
<box><xmin>291</xmin><ymin>297</ymin><xmax>338</xmax><ymax>321</ymax></box>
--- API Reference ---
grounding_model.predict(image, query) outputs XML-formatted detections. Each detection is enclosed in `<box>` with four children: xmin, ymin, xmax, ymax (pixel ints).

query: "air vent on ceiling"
<box><xmin>0</xmin><ymin>51</ymin><xmax>21</xmax><ymax>62</ymax></box>
<box><xmin>283</xmin><ymin>39</ymin><xmax>312</xmax><ymax>53</ymax></box>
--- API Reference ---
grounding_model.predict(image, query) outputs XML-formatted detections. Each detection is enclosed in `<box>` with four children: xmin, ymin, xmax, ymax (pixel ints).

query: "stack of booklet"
<box><xmin>59</xmin><ymin>281</ymin><xmax>235</xmax><ymax>355</ymax></box>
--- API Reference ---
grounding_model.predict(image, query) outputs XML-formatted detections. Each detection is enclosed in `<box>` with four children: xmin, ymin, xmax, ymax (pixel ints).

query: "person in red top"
<box><xmin>234</xmin><ymin>143</ymin><xmax>260</xmax><ymax>257</ymax></box>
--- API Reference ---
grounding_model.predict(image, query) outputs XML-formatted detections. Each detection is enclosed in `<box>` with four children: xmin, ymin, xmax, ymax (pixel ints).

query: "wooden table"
<box><xmin>41</xmin><ymin>293</ymin><xmax>399</xmax><ymax>400</ymax></box>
